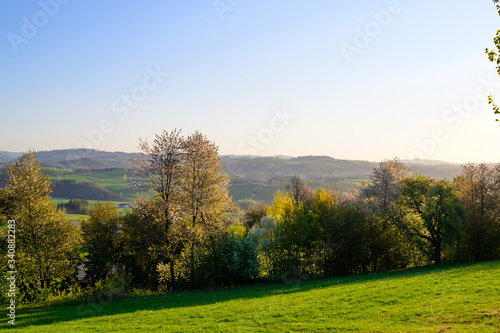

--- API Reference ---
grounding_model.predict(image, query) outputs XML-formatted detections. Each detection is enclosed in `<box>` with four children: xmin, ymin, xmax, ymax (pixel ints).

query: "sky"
<box><xmin>1</xmin><ymin>0</ymin><xmax>500</xmax><ymax>163</ymax></box>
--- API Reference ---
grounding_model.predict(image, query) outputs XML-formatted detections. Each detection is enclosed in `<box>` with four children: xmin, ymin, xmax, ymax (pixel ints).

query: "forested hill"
<box><xmin>0</xmin><ymin>149</ymin><xmax>466</xmax><ymax>181</ymax></box>
<box><xmin>0</xmin><ymin>149</ymin><xmax>133</xmax><ymax>169</ymax></box>
<box><xmin>221</xmin><ymin>155</ymin><xmax>464</xmax><ymax>182</ymax></box>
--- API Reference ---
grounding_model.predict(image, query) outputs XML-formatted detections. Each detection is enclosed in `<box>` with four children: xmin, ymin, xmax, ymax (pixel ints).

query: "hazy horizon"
<box><xmin>2</xmin><ymin>147</ymin><xmax>499</xmax><ymax>165</ymax></box>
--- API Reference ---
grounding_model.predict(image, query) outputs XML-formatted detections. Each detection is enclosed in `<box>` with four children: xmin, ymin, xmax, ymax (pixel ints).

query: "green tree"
<box><xmin>361</xmin><ymin>158</ymin><xmax>416</xmax><ymax>270</ymax></box>
<box><xmin>219</xmin><ymin>224</ymin><xmax>259</xmax><ymax>285</ymax></box>
<box><xmin>311</xmin><ymin>187</ymin><xmax>339</xmax><ymax>276</ymax></box>
<box><xmin>312</xmin><ymin>188</ymin><xmax>386</xmax><ymax>276</ymax></box>
<box><xmin>249</xmin><ymin>215</ymin><xmax>283</xmax><ymax>280</ymax></box>
<box><xmin>0</xmin><ymin>151</ymin><xmax>79</xmax><ymax>300</ymax></box>
<box><xmin>81</xmin><ymin>201</ymin><xmax>120</xmax><ymax>284</ymax></box>
<box><xmin>267</xmin><ymin>190</ymin><xmax>317</xmax><ymax>278</ymax></box>
<box><xmin>454</xmin><ymin>163</ymin><xmax>500</xmax><ymax>261</ymax></box>
<box><xmin>399</xmin><ymin>176</ymin><xmax>467</xmax><ymax>265</ymax></box>
<box><xmin>120</xmin><ymin>197</ymin><xmax>183</xmax><ymax>290</ymax></box>
<box><xmin>330</xmin><ymin>201</ymin><xmax>374</xmax><ymax>275</ymax></box>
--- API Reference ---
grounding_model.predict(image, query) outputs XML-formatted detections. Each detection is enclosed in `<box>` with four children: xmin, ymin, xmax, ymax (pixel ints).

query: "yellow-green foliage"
<box><xmin>0</xmin><ymin>151</ymin><xmax>80</xmax><ymax>303</ymax></box>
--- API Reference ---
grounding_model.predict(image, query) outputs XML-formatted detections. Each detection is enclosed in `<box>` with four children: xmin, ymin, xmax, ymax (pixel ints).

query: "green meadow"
<box><xmin>44</xmin><ymin>167</ymin><xmax>364</xmax><ymax>213</ymax></box>
<box><xmin>44</xmin><ymin>168</ymin><xmax>289</xmax><ymax>216</ymax></box>
<box><xmin>44</xmin><ymin>167</ymin><xmax>140</xmax><ymax>203</ymax></box>
<box><xmin>8</xmin><ymin>261</ymin><xmax>500</xmax><ymax>332</ymax></box>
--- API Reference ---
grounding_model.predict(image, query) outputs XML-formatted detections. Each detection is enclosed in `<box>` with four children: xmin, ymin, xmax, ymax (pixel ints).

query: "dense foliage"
<box><xmin>56</xmin><ymin>198</ymin><xmax>90</xmax><ymax>215</ymax></box>
<box><xmin>1</xmin><ymin>145</ymin><xmax>500</xmax><ymax>305</ymax></box>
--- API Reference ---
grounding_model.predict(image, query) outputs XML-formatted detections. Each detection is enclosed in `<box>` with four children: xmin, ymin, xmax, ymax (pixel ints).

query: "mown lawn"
<box><xmin>5</xmin><ymin>261</ymin><xmax>500</xmax><ymax>332</ymax></box>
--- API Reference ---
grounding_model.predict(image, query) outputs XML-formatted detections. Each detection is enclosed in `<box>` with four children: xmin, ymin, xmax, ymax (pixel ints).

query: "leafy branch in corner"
<box><xmin>486</xmin><ymin>0</ymin><xmax>500</xmax><ymax>124</ymax></box>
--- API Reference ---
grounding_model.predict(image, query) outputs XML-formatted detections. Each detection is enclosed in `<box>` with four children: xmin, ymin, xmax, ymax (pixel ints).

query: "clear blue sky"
<box><xmin>1</xmin><ymin>0</ymin><xmax>499</xmax><ymax>163</ymax></box>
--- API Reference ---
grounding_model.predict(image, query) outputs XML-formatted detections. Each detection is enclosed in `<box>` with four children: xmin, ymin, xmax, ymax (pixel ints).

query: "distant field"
<box><xmin>44</xmin><ymin>168</ymin><xmax>292</xmax><ymax>205</ymax></box>
<box><xmin>229</xmin><ymin>184</ymin><xmax>284</xmax><ymax>202</ymax></box>
<box><xmin>44</xmin><ymin>168</ymin><xmax>367</xmax><ymax>218</ymax></box>
<box><xmin>44</xmin><ymin>167</ymin><xmax>140</xmax><ymax>203</ymax></box>
<box><xmin>11</xmin><ymin>261</ymin><xmax>500</xmax><ymax>332</ymax></box>
<box><xmin>52</xmin><ymin>197</ymin><xmax>133</xmax><ymax>221</ymax></box>
<box><xmin>64</xmin><ymin>213</ymin><xmax>89</xmax><ymax>222</ymax></box>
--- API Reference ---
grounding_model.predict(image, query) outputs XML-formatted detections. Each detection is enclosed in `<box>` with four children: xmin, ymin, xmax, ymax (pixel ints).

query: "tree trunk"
<box><xmin>190</xmin><ymin>243</ymin><xmax>195</xmax><ymax>287</ymax></box>
<box><xmin>434</xmin><ymin>237</ymin><xmax>442</xmax><ymax>265</ymax></box>
<box><xmin>169</xmin><ymin>260</ymin><xmax>175</xmax><ymax>293</ymax></box>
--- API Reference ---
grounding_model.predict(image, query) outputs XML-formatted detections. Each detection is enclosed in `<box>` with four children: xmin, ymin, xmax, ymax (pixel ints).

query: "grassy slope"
<box><xmin>45</xmin><ymin>168</ymin><xmax>287</xmax><ymax>208</ymax></box>
<box><xmin>44</xmin><ymin>167</ymin><xmax>139</xmax><ymax>203</ymax></box>
<box><xmin>8</xmin><ymin>261</ymin><xmax>500</xmax><ymax>332</ymax></box>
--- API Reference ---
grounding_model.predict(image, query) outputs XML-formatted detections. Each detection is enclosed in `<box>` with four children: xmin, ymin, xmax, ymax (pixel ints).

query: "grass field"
<box><xmin>43</xmin><ymin>167</ymin><xmax>366</xmax><ymax>210</ymax></box>
<box><xmin>44</xmin><ymin>167</ymin><xmax>140</xmax><ymax>203</ymax></box>
<box><xmin>8</xmin><ymin>261</ymin><xmax>500</xmax><ymax>332</ymax></box>
<box><xmin>44</xmin><ymin>167</ymin><xmax>288</xmax><ymax>212</ymax></box>
<box><xmin>229</xmin><ymin>184</ymin><xmax>284</xmax><ymax>202</ymax></box>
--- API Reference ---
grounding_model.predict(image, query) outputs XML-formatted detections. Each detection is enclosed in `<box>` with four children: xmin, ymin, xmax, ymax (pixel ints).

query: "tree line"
<box><xmin>56</xmin><ymin>199</ymin><xmax>90</xmax><ymax>215</ymax></box>
<box><xmin>1</xmin><ymin>130</ymin><xmax>500</xmax><ymax>304</ymax></box>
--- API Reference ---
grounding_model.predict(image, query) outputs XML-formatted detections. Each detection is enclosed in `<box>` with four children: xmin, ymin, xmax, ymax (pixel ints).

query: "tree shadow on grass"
<box><xmin>5</xmin><ymin>261</ymin><xmax>497</xmax><ymax>330</ymax></box>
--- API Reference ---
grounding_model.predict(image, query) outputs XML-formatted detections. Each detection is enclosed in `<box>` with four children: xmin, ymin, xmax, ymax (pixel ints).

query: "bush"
<box><xmin>220</xmin><ymin>225</ymin><xmax>260</xmax><ymax>285</ymax></box>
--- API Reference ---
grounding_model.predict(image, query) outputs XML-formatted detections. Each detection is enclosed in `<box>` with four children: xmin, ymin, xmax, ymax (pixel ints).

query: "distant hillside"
<box><xmin>0</xmin><ymin>149</ymin><xmax>479</xmax><ymax>183</ymax></box>
<box><xmin>0</xmin><ymin>151</ymin><xmax>21</xmax><ymax>162</ymax></box>
<box><xmin>221</xmin><ymin>155</ymin><xmax>465</xmax><ymax>183</ymax></box>
<box><xmin>0</xmin><ymin>149</ymin><xmax>135</xmax><ymax>169</ymax></box>
<box><xmin>221</xmin><ymin>155</ymin><xmax>377</xmax><ymax>181</ymax></box>
<box><xmin>52</xmin><ymin>179</ymin><xmax>118</xmax><ymax>201</ymax></box>
<box><xmin>34</xmin><ymin>149</ymin><xmax>134</xmax><ymax>169</ymax></box>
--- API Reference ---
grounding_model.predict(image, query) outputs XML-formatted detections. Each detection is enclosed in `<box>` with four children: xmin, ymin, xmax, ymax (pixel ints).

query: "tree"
<box><xmin>486</xmin><ymin>0</ymin><xmax>500</xmax><ymax>124</ymax></box>
<box><xmin>249</xmin><ymin>215</ymin><xmax>283</xmax><ymax>280</ymax></box>
<box><xmin>361</xmin><ymin>158</ymin><xmax>415</xmax><ymax>270</ymax></box>
<box><xmin>454</xmin><ymin>163</ymin><xmax>500</xmax><ymax>261</ymax></box>
<box><xmin>130</xmin><ymin>129</ymin><xmax>184</xmax><ymax>292</ymax></box>
<box><xmin>120</xmin><ymin>197</ymin><xmax>183</xmax><ymax>290</ymax></box>
<box><xmin>81</xmin><ymin>201</ymin><xmax>120</xmax><ymax>284</ymax></box>
<box><xmin>311</xmin><ymin>187</ymin><xmax>339</xmax><ymax>276</ymax></box>
<box><xmin>362</xmin><ymin>158</ymin><xmax>413</xmax><ymax>216</ymax></box>
<box><xmin>328</xmin><ymin>201</ymin><xmax>374</xmax><ymax>275</ymax></box>
<box><xmin>399</xmin><ymin>176</ymin><xmax>467</xmax><ymax>265</ymax></box>
<box><xmin>130</xmin><ymin>129</ymin><xmax>232</xmax><ymax>290</ymax></box>
<box><xmin>178</xmin><ymin>130</ymin><xmax>231</xmax><ymax>286</ymax></box>
<box><xmin>219</xmin><ymin>224</ymin><xmax>259</xmax><ymax>285</ymax></box>
<box><xmin>0</xmin><ymin>151</ymin><xmax>79</xmax><ymax>300</ymax></box>
<box><xmin>284</xmin><ymin>175</ymin><xmax>315</xmax><ymax>205</ymax></box>
<box><xmin>267</xmin><ymin>190</ymin><xmax>317</xmax><ymax>278</ymax></box>
<box><xmin>242</xmin><ymin>202</ymin><xmax>268</xmax><ymax>229</ymax></box>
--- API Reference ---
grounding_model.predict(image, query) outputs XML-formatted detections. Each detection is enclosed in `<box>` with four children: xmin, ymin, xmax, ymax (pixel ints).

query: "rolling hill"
<box><xmin>0</xmin><ymin>149</ymin><xmax>486</xmax><ymax>205</ymax></box>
